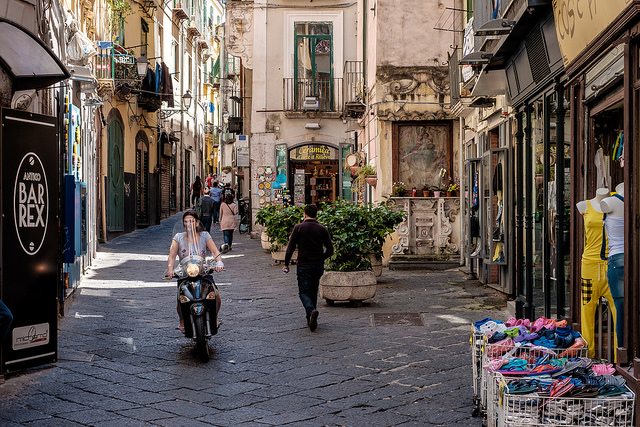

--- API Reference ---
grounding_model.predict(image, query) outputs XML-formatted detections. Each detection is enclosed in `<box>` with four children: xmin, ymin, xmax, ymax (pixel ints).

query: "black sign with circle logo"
<box><xmin>1</xmin><ymin>109</ymin><xmax>59</xmax><ymax>373</ymax></box>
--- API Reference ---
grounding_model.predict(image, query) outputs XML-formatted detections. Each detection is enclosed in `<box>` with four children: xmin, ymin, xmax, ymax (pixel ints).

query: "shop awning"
<box><xmin>0</xmin><ymin>17</ymin><xmax>70</xmax><ymax>90</ymax></box>
<box><xmin>67</xmin><ymin>65</ymin><xmax>98</xmax><ymax>93</ymax></box>
<box><xmin>471</xmin><ymin>68</ymin><xmax>508</xmax><ymax>97</ymax></box>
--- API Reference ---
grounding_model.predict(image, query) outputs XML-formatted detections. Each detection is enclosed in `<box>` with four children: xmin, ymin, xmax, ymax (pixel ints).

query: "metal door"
<box><xmin>107</xmin><ymin>118</ymin><xmax>124</xmax><ymax>231</ymax></box>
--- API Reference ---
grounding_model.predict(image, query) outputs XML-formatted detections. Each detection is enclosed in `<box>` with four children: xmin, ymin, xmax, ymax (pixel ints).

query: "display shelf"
<box><xmin>483</xmin><ymin>148</ymin><xmax>508</xmax><ymax>266</ymax></box>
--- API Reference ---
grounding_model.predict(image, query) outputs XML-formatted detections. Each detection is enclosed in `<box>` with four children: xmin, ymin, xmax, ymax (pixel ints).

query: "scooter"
<box><xmin>173</xmin><ymin>254</ymin><xmax>220</xmax><ymax>362</ymax></box>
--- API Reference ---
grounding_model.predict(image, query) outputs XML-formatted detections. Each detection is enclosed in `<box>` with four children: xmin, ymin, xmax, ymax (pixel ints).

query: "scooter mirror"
<box><xmin>219</xmin><ymin>243</ymin><xmax>230</xmax><ymax>254</ymax></box>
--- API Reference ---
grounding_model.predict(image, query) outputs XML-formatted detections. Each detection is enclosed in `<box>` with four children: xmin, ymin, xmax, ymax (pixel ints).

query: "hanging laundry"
<box><xmin>161</xmin><ymin>62</ymin><xmax>174</xmax><ymax>107</ymax></box>
<box><xmin>155</xmin><ymin>62</ymin><xmax>162</xmax><ymax>94</ymax></box>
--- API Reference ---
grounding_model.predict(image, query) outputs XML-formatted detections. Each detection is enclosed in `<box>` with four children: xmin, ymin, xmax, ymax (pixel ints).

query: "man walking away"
<box><xmin>196</xmin><ymin>188</ymin><xmax>216</xmax><ymax>233</ymax></box>
<box><xmin>283</xmin><ymin>204</ymin><xmax>333</xmax><ymax>331</ymax></box>
<box><xmin>210</xmin><ymin>181</ymin><xmax>223</xmax><ymax>225</ymax></box>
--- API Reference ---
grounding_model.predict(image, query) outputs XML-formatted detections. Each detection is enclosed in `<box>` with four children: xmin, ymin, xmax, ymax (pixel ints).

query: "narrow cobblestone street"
<box><xmin>0</xmin><ymin>214</ymin><xmax>508</xmax><ymax>426</ymax></box>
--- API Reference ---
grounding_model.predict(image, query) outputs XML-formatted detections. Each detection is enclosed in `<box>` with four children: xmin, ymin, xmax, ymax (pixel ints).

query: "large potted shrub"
<box><xmin>255</xmin><ymin>204</ymin><xmax>303</xmax><ymax>260</ymax></box>
<box><xmin>317</xmin><ymin>200</ymin><xmax>405</xmax><ymax>304</ymax></box>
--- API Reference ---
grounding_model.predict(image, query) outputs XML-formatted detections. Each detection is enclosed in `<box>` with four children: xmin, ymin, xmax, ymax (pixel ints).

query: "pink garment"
<box><xmin>219</xmin><ymin>202</ymin><xmax>238</xmax><ymax>231</ymax></box>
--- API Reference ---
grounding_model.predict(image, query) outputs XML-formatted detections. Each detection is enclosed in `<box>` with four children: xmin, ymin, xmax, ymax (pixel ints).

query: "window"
<box><xmin>141</xmin><ymin>19</ymin><xmax>148</xmax><ymax>57</ymax></box>
<box><xmin>174</xmin><ymin>41</ymin><xmax>179</xmax><ymax>80</ymax></box>
<box><xmin>294</xmin><ymin>22</ymin><xmax>334</xmax><ymax>109</ymax></box>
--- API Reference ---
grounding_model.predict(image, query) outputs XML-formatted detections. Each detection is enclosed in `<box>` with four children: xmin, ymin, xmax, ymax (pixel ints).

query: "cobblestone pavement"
<box><xmin>0</xmin><ymin>213</ymin><xmax>508</xmax><ymax>426</ymax></box>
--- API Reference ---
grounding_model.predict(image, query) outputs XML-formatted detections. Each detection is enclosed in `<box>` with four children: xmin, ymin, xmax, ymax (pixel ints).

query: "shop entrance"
<box><xmin>288</xmin><ymin>144</ymin><xmax>339</xmax><ymax>205</ymax></box>
<box><xmin>289</xmin><ymin>159</ymin><xmax>339</xmax><ymax>205</ymax></box>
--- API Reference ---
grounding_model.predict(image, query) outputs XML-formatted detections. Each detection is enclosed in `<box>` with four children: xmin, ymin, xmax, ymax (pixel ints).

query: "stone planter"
<box><xmin>365</xmin><ymin>175</ymin><xmax>377</xmax><ymax>187</ymax></box>
<box><xmin>271</xmin><ymin>246</ymin><xmax>297</xmax><ymax>262</ymax></box>
<box><xmin>261</xmin><ymin>231</ymin><xmax>273</xmax><ymax>252</ymax></box>
<box><xmin>319</xmin><ymin>270</ymin><xmax>377</xmax><ymax>304</ymax></box>
<box><xmin>369</xmin><ymin>254</ymin><xmax>383</xmax><ymax>277</ymax></box>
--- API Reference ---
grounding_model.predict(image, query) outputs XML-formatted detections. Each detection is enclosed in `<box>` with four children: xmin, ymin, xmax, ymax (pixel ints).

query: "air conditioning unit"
<box><xmin>302</xmin><ymin>96</ymin><xmax>319</xmax><ymax>110</ymax></box>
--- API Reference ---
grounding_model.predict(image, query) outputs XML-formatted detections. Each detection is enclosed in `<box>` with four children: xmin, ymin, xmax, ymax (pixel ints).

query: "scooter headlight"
<box><xmin>206</xmin><ymin>291</ymin><xmax>217</xmax><ymax>300</ymax></box>
<box><xmin>186</xmin><ymin>263</ymin><xmax>200</xmax><ymax>277</ymax></box>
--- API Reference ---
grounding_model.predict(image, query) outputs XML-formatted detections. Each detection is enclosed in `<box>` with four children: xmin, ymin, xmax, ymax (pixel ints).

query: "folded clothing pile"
<box><xmin>474</xmin><ymin>316</ymin><xmax>587</xmax><ymax>357</ymax></box>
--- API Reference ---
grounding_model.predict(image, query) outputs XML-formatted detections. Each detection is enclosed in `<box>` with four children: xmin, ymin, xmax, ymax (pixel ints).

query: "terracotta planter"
<box><xmin>365</xmin><ymin>175</ymin><xmax>377</xmax><ymax>187</ymax></box>
<box><xmin>395</xmin><ymin>191</ymin><xmax>407</xmax><ymax>197</ymax></box>
<box><xmin>446</xmin><ymin>191</ymin><xmax>452</xmax><ymax>197</ymax></box>
<box><xmin>422</xmin><ymin>190</ymin><xmax>430</xmax><ymax>197</ymax></box>
<box><xmin>319</xmin><ymin>270</ymin><xmax>377</xmax><ymax>303</ymax></box>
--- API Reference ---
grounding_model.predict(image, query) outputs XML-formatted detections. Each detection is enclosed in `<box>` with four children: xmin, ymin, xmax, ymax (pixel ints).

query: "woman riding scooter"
<box><xmin>166</xmin><ymin>210</ymin><xmax>224</xmax><ymax>332</ymax></box>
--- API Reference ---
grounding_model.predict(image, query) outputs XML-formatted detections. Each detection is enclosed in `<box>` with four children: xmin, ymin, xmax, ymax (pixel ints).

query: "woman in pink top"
<box><xmin>219</xmin><ymin>193</ymin><xmax>238</xmax><ymax>250</ymax></box>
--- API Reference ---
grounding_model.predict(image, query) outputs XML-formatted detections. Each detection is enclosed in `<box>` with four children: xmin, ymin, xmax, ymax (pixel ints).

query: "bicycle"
<box><xmin>238</xmin><ymin>198</ymin><xmax>250</xmax><ymax>234</ymax></box>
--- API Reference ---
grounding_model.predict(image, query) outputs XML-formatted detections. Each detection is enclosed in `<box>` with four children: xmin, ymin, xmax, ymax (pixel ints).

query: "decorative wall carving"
<box><xmin>391</xmin><ymin>197</ymin><xmax>460</xmax><ymax>257</ymax></box>
<box><xmin>226</xmin><ymin>2</ymin><xmax>254</xmax><ymax>70</ymax></box>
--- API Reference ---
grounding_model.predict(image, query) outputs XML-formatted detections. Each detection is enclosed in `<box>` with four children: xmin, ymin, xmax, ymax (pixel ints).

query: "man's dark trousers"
<box><xmin>296</xmin><ymin>264</ymin><xmax>324</xmax><ymax>319</ymax></box>
<box><xmin>201</xmin><ymin>215</ymin><xmax>212</xmax><ymax>233</ymax></box>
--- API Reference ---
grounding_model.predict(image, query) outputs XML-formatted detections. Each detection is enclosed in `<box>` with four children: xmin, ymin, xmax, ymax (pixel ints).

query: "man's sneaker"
<box><xmin>308</xmin><ymin>310</ymin><xmax>319</xmax><ymax>332</ymax></box>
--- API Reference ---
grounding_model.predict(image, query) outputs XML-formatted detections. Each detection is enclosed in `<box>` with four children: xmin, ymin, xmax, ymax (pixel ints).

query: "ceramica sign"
<box><xmin>552</xmin><ymin>0</ymin><xmax>632</xmax><ymax>66</ymax></box>
<box><xmin>1</xmin><ymin>109</ymin><xmax>59</xmax><ymax>373</ymax></box>
<box><xmin>292</xmin><ymin>145</ymin><xmax>336</xmax><ymax>161</ymax></box>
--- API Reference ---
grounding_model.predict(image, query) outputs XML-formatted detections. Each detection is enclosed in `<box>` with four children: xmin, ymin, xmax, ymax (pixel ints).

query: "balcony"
<box><xmin>343</xmin><ymin>61</ymin><xmax>365</xmax><ymax>118</ymax></box>
<box><xmin>283</xmin><ymin>78</ymin><xmax>343</xmax><ymax>116</ymax></box>
<box><xmin>187</xmin><ymin>14</ymin><xmax>202</xmax><ymax>39</ymax></box>
<box><xmin>173</xmin><ymin>0</ymin><xmax>188</xmax><ymax>20</ymax></box>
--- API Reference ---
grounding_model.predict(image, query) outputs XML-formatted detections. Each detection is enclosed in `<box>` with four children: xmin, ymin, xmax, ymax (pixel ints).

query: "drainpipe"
<box><xmin>180</xmin><ymin>21</ymin><xmax>185</xmax><ymax>211</ymax></box>
<box><xmin>459</xmin><ymin>117</ymin><xmax>465</xmax><ymax>267</ymax></box>
<box><xmin>524</xmin><ymin>103</ymin><xmax>533</xmax><ymax>320</ymax></box>
<box><xmin>555</xmin><ymin>80</ymin><xmax>565</xmax><ymax>317</ymax></box>
<box><xmin>515</xmin><ymin>109</ymin><xmax>524</xmax><ymax>318</ymax></box>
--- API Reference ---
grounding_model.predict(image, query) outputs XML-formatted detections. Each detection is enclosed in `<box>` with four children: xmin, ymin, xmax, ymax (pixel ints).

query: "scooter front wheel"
<box><xmin>193</xmin><ymin>316</ymin><xmax>210</xmax><ymax>362</ymax></box>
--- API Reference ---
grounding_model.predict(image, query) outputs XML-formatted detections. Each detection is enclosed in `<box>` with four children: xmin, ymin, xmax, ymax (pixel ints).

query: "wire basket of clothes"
<box><xmin>475</xmin><ymin>316</ymin><xmax>589</xmax><ymax>421</ymax></box>
<box><xmin>495</xmin><ymin>366</ymin><xmax>635</xmax><ymax>427</ymax></box>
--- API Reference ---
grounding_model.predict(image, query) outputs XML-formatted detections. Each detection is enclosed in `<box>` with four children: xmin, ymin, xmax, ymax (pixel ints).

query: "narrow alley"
<box><xmin>0</xmin><ymin>215</ymin><xmax>508</xmax><ymax>426</ymax></box>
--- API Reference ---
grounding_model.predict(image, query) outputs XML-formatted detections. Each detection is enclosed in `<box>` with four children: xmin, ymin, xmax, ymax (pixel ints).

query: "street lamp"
<box><xmin>158</xmin><ymin>90</ymin><xmax>194</xmax><ymax>119</ymax></box>
<box><xmin>182</xmin><ymin>90</ymin><xmax>192</xmax><ymax>109</ymax></box>
<box><xmin>136</xmin><ymin>55</ymin><xmax>149</xmax><ymax>78</ymax></box>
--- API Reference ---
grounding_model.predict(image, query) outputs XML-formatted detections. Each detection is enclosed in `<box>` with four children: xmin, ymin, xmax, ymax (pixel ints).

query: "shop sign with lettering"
<box><xmin>291</xmin><ymin>145</ymin><xmax>335</xmax><ymax>160</ymax></box>
<box><xmin>552</xmin><ymin>0</ymin><xmax>631</xmax><ymax>66</ymax></box>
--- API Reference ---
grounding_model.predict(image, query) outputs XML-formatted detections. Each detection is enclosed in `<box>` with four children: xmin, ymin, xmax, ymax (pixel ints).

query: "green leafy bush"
<box><xmin>255</xmin><ymin>204</ymin><xmax>304</xmax><ymax>252</ymax></box>
<box><xmin>318</xmin><ymin>199</ymin><xmax>405</xmax><ymax>271</ymax></box>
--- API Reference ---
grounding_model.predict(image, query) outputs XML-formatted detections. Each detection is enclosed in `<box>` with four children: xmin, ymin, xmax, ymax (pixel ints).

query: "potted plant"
<box><xmin>447</xmin><ymin>182</ymin><xmax>460</xmax><ymax>197</ymax></box>
<box><xmin>221</xmin><ymin>165</ymin><xmax>232</xmax><ymax>173</ymax></box>
<box><xmin>392</xmin><ymin>181</ymin><xmax>407</xmax><ymax>197</ymax></box>
<box><xmin>429</xmin><ymin>185</ymin><xmax>442</xmax><ymax>197</ymax></box>
<box><xmin>353</xmin><ymin>164</ymin><xmax>377</xmax><ymax>188</ymax></box>
<box><xmin>421</xmin><ymin>184</ymin><xmax>430</xmax><ymax>197</ymax></box>
<box><xmin>317</xmin><ymin>200</ymin><xmax>405</xmax><ymax>304</ymax></box>
<box><xmin>255</xmin><ymin>204</ymin><xmax>304</xmax><ymax>259</ymax></box>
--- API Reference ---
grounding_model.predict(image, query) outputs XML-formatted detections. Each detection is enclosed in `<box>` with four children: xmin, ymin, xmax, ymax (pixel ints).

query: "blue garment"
<box><xmin>210</xmin><ymin>186</ymin><xmax>222</xmax><ymax>202</ymax></box>
<box><xmin>607</xmin><ymin>253</ymin><xmax>624</xmax><ymax>343</ymax></box>
<box><xmin>212</xmin><ymin>200</ymin><xmax>221</xmax><ymax>223</ymax></box>
<box><xmin>223</xmin><ymin>229</ymin><xmax>234</xmax><ymax>247</ymax></box>
<box><xmin>0</xmin><ymin>299</ymin><xmax>13</xmax><ymax>345</ymax></box>
<box><xmin>296</xmin><ymin>264</ymin><xmax>324</xmax><ymax>319</ymax></box>
<box><xmin>155</xmin><ymin>62</ymin><xmax>162</xmax><ymax>93</ymax></box>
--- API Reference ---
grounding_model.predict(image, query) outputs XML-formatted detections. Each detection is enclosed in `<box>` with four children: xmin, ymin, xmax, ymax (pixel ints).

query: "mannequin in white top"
<box><xmin>576</xmin><ymin>187</ymin><xmax>609</xmax><ymax>214</ymax></box>
<box><xmin>602</xmin><ymin>182</ymin><xmax>625</xmax><ymax>345</ymax></box>
<box><xmin>576</xmin><ymin>187</ymin><xmax>617</xmax><ymax>359</ymax></box>
<box><xmin>601</xmin><ymin>182</ymin><xmax>624</xmax><ymax>217</ymax></box>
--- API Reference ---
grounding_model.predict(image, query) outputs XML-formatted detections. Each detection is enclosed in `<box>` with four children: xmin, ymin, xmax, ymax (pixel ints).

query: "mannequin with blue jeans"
<box><xmin>0</xmin><ymin>299</ymin><xmax>13</xmax><ymax>345</ymax></box>
<box><xmin>602</xmin><ymin>182</ymin><xmax>625</xmax><ymax>345</ymax></box>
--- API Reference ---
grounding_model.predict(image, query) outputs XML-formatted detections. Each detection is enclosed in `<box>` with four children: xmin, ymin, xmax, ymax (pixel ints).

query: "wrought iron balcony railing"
<box><xmin>283</xmin><ymin>77</ymin><xmax>343</xmax><ymax>112</ymax></box>
<box><xmin>343</xmin><ymin>61</ymin><xmax>365</xmax><ymax>118</ymax></box>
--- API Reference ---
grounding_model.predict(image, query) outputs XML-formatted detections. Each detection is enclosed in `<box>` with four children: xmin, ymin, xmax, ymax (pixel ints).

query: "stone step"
<box><xmin>388</xmin><ymin>255</ymin><xmax>460</xmax><ymax>271</ymax></box>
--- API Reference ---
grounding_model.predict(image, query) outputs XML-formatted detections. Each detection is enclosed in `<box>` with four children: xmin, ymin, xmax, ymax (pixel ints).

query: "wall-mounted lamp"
<box><xmin>459</xmin><ymin>51</ymin><xmax>494</xmax><ymax>65</ymax></box>
<box><xmin>474</xmin><ymin>19</ymin><xmax>516</xmax><ymax>36</ymax></box>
